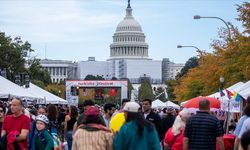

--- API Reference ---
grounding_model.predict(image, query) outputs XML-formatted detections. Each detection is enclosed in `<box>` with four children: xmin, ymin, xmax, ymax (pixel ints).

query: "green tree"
<box><xmin>84</xmin><ymin>74</ymin><xmax>97</xmax><ymax>80</ymax></box>
<box><xmin>27</xmin><ymin>59</ymin><xmax>51</xmax><ymax>87</ymax></box>
<box><xmin>175</xmin><ymin>57</ymin><xmax>199</xmax><ymax>79</ymax></box>
<box><xmin>0</xmin><ymin>32</ymin><xmax>33</xmax><ymax>81</ymax></box>
<box><xmin>84</xmin><ymin>74</ymin><xmax>105</xmax><ymax>80</ymax></box>
<box><xmin>138</xmin><ymin>77</ymin><xmax>153</xmax><ymax>101</ymax></box>
<box><xmin>0</xmin><ymin>31</ymin><xmax>51</xmax><ymax>86</ymax></box>
<box><xmin>165</xmin><ymin>80</ymin><xmax>177</xmax><ymax>101</ymax></box>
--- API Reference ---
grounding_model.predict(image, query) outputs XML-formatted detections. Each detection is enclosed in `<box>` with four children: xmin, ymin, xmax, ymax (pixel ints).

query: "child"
<box><xmin>34</xmin><ymin>114</ymin><xmax>54</xmax><ymax>150</ymax></box>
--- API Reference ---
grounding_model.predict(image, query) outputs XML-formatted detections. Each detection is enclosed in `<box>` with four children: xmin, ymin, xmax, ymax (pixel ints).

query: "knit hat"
<box><xmin>123</xmin><ymin>102</ymin><xmax>140</xmax><ymax>113</ymax></box>
<box><xmin>84</xmin><ymin>106</ymin><xmax>99</xmax><ymax>122</ymax></box>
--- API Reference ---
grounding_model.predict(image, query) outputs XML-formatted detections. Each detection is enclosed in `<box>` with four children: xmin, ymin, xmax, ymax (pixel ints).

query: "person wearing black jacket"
<box><xmin>161</xmin><ymin>107</ymin><xmax>176</xmax><ymax>137</ymax></box>
<box><xmin>142</xmin><ymin>99</ymin><xmax>162</xmax><ymax>140</ymax></box>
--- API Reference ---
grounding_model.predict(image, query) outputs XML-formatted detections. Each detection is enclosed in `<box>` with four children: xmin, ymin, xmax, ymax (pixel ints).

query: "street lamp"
<box><xmin>193</xmin><ymin>15</ymin><xmax>231</xmax><ymax>40</ymax></box>
<box><xmin>177</xmin><ymin>45</ymin><xmax>202</xmax><ymax>53</ymax></box>
<box><xmin>219</xmin><ymin>76</ymin><xmax>230</xmax><ymax>134</ymax></box>
<box><xmin>58</xmin><ymin>90</ymin><xmax>61</xmax><ymax>97</ymax></box>
<box><xmin>219</xmin><ymin>76</ymin><xmax>225</xmax><ymax>89</ymax></box>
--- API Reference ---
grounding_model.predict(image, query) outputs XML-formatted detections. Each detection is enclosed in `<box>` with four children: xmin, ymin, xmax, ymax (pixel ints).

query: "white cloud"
<box><xmin>0</xmin><ymin>0</ymin><xmax>121</xmax><ymax>43</ymax></box>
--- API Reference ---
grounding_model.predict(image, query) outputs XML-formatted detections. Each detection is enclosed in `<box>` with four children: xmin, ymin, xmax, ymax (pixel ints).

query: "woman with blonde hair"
<box><xmin>164</xmin><ymin>109</ymin><xmax>190</xmax><ymax>150</ymax></box>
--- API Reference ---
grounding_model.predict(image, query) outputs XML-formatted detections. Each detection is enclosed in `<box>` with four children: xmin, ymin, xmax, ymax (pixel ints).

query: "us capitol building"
<box><xmin>40</xmin><ymin>1</ymin><xmax>184</xmax><ymax>84</ymax></box>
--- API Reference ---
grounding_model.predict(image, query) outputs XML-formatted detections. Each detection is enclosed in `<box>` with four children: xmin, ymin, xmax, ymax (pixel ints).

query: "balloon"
<box><xmin>110</xmin><ymin>112</ymin><xmax>125</xmax><ymax>133</ymax></box>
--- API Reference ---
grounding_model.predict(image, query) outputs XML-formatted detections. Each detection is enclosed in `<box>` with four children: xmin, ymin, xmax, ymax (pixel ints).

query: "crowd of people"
<box><xmin>0</xmin><ymin>96</ymin><xmax>250</xmax><ymax>150</ymax></box>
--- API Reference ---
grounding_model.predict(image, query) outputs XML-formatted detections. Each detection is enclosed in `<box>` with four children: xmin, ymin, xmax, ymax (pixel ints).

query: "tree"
<box><xmin>45</xmin><ymin>84</ymin><xmax>66</xmax><ymax>99</ymax></box>
<box><xmin>111</xmin><ymin>76</ymin><xmax>118</xmax><ymax>80</ymax></box>
<box><xmin>237</xmin><ymin>2</ymin><xmax>250</xmax><ymax>34</ymax></box>
<box><xmin>165</xmin><ymin>80</ymin><xmax>177</xmax><ymax>101</ymax></box>
<box><xmin>84</xmin><ymin>74</ymin><xmax>105</xmax><ymax>80</ymax></box>
<box><xmin>0</xmin><ymin>32</ymin><xmax>33</xmax><ymax>81</ymax></box>
<box><xmin>27</xmin><ymin>59</ymin><xmax>51</xmax><ymax>87</ymax></box>
<box><xmin>138</xmin><ymin>77</ymin><xmax>153</xmax><ymax>101</ymax></box>
<box><xmin>173</xmin><ymin>2</ymin><xmax>250</xmax><ymax>101</ymax></box>
<box><xmin>0</xmin><ymin>31</ymin><xmax>51</xmax><ymax>87</ymax></box>
<box><xmin>175</xmin><ymin>57</ymin><xmax>199</xmax><ymax>79</ymax></box>
<box><xmin>84</xmin><ymin>74</ymin><xmax>97</xmax><ymax>80</ymax></box>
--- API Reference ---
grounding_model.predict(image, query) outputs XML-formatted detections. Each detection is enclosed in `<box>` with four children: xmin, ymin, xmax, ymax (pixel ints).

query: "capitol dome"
<box><xmin>109</xmin><ymin>1</ymin><xmax>149</xmax><ymax>60</ymax></box>
<box><xmin>116</xmin><ymin>14</ymin><xmax>142</xmax><ymax>32</ymax></box>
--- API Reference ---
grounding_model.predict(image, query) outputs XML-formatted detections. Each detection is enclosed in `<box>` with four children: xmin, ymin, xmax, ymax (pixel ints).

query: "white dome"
<box><xmin>109</xmin><ymin>3</ymin><xmax>149</xmax><ymax>60</ymax></box>
<box><xmin>115</xmin><ymin>6</ymin><xmax>142</xmax><ymax>32</ymax></box>
<box><xmin>116</xmin><ymin>18</ymin><xmax>142</xmax><ymax>32</ymax></box>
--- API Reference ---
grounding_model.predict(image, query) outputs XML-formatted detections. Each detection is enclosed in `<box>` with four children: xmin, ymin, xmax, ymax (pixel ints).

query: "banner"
<box><xmin>220</xmin><ymin>97</ymin><xmax>240</xmax><ymax>113</ymax></box>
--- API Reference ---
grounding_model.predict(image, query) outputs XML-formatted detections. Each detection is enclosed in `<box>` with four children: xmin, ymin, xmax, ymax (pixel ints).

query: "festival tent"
<box><xmin>25</xmin><ymin>83</ymin><xmax>68</xmax><ymax>104</ymax></box>
<box><xmin>239</xmin><ymin>88</ymin><xmax>250</xmax><ymax>99</ymax></box>
<box><xmin>152</xmin><ymin>99</ymin><xmax>165</xmax><ymax>108</ymax></box>
<box><xmin>0</xmin><ymin>76</ymin><xmax>42</xmax><ymax>99</ymax></box>
<box><xmin>208</xmin><ymin>81</ymin><xmax>245</xmax><ymax>99</ymax></box>
<box><xmin>235</xmin><ymin>80</ymin><xmax>250</xmax><ymax>99</ymax></box>
<box><xmin>165</xmin><ymin>101</ymin><xmax>180</xmax><ymax>109</ymax></box>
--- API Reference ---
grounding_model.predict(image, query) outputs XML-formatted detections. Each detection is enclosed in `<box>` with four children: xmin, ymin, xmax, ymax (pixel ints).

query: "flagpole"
<box><xmin>225</xmin><ymin>89</ymin><xmax>233</xmax><ymax>134</ymax></box>
<box><xmin>226</xmin><ymin>98</ymin><xmax>230</xmax><ymax>134</ymax></box>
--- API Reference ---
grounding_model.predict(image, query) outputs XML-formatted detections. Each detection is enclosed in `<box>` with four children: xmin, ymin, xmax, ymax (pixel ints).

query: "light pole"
<box><xmin>193</xmin><ymin>15</ymin><xmax>231</xmax><ymax>40</ymax></box>
<box><xmin>177</xmin><ymin>45</ymin><xmax>202</xmax><ymax>53</ymax></box>
<box><xmin>58</xmin><ymin>90</ymin><xmax>61</xmax><ymax>97</ymax></box>
<box><xmin>219</xmin><ymin>76</ymin><xmax>225</xmax><ymax>90</ymax></box>
<box><xmin>219</xmin><ymin>76</ymin><xmax>229</xmax><ymax>134</ymax></box>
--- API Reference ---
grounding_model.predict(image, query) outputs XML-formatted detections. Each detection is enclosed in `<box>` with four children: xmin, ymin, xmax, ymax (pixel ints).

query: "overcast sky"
<box><xmin>0</xmin><ymin>0</ymin><xmax>246</xmax><ymax>63</ymax></box>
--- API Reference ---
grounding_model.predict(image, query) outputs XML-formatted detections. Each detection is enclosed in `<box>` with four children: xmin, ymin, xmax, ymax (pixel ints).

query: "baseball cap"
<box><xmin>123</xmin><ymin>102</ymin><xmax>140</xmax><ymax>113</ymax></box>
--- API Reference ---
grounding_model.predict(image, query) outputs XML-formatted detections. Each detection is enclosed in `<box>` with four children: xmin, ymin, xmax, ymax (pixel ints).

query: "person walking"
<box><xmin>142</xmin><ymin>99</ymin><xmax>162</xmax><ymax>140</ymax></box>
<box><xmin>234</xmin><ymin>96</ymin><xmax>250</xmax><ymax>150</ymax></box>
<box><xmin>103</xmin><ymin>103</ymin><xmax>116</xmax><ymax>128</ymax></box>
<box><xmin>34</xmin><ymin>115</ymin><xmax>54</xmax><ymax>150</ymax></box>
<box><xmin>1</xmin><ymin>97</ymin><xmax>30</xmax><ymax>150</ymax></box>
<box><xmin>161</xmin><ymin>107</ymin><xmax>176</xmax><ymax>137</ymax></box>
<box><xmin>72</xmin><ymin>106</ymin><xmax>113</xmax><ymax>150</ymax></box>
<box><xmin>164</xmin><ymin>109</ymin><xmax>190</xmax><ymax>150</ymax></box>
<box><xmin>183</xmin><ymin>99</ymin><xmax>224</xmax><ymax>150</ymax></box>
<box><xmin>113</xmin><ymin>102</ymin><xmax>160</xmax><ymax>150</ymax></box>
<box><xmin>64</xmin><ymin>106</ymin><xmax>78</xmax><ymax>150</ymax></box>
<box><xmin>0</xmin><ymin>103</ymin><xmax>6</xmax><ymax>136</ymax></box>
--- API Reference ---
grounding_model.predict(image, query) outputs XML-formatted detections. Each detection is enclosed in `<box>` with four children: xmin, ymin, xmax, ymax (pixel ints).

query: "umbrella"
<box><xmin>183</xmin><ymin>96</ymin><xmax>220</xmax><ymax>109</ymax></box>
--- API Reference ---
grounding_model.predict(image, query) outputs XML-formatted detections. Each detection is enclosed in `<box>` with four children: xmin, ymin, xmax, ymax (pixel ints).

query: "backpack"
<box><xmin>39</xmin><ymin>130</ymin><xmax>62</xmax><ymax>150</ymax></box>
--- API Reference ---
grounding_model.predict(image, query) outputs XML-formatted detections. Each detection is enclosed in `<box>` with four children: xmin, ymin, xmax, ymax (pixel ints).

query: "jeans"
<box><xmin>66</xmin><ymin>130</ymin><xmax>73</xmax><ymax>150</ymax></box>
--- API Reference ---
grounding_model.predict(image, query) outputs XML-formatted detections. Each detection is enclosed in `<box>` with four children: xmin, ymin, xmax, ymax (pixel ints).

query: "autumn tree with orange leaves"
<box><xmin>174</xmin><ymin>2</ymin><xmax>250</xmax><ymax>102</ymax></box>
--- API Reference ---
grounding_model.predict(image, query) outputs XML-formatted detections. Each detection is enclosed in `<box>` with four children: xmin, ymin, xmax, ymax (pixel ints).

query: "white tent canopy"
<box><xmin>236</xmin><ymin>80</ymin><xmax>250</xmax><ymax>99</ymax></box>
<box><xmin>165</xmin><ymin>101</ymin><xmax>180</xmax><ymax>109</ymax></box>
<box><xmin>152</xmin><ymin>99</ymin><xmax>166</xmax><ymax>108</ymax></box>
<box><xmin>208</xmin><ymin>81</ymin><xmax>245</xmax><ymax>99</ymax></box>
<box><xmin>0</xmin><ymin>76</ymin><xmax>41</xmax><ymax>99</ymax></box>
<box><xmin>25</xmin><ymin>83</ymin><xmax>68</xmax><ymax>104</ymax></box>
